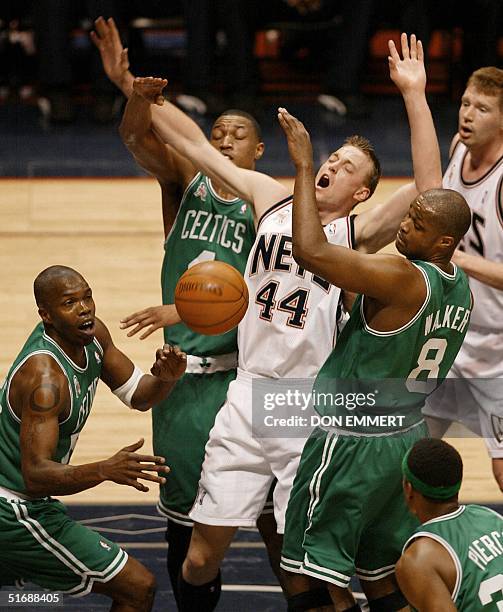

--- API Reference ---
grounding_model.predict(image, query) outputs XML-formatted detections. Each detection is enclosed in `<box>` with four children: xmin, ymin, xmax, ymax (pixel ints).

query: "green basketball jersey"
<box><xmin>314</xmin><ymin>261</ymin><xmax>472</xmax><ymax>433</ymax></box>
<box><xmin>162</xmin><ymin>172</ymin><xmax>255</xmax><ymax>356</ymax></box>
<box><xmin>0</xmin><ymin>322</ymin><xmax>103</xmax><ymax>495</ymax></box>
<box><xmin>405</xmin><ymin>505</ymin><xmax>503</xmax><ymax>610</ymax></box>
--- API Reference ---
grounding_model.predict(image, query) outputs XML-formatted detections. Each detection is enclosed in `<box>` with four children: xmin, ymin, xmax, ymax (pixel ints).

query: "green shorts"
<box><xmin>281</xmin><ymin>423</ymin><xmax>426</xmax><ymax>586</ymax></box>
<box><xmin>0</xmin><ymin>497</ymin><xmax>127</xmax><ymax>596</ymax></box>
<box><xmin>153</xmin><ymin>370</ymin><xmax>236</xmax><ymax>525</ymax></box>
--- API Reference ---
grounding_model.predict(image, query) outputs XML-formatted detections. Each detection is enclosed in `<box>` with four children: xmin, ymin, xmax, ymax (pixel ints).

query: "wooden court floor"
<box><xmin>0</xmin><ymin>177</ymin><xmax>500</xmax><ymax>503</ymax></box>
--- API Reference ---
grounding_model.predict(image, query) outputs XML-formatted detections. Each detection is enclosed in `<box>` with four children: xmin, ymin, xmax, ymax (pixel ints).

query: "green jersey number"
<box><xmin>406</xmin><ymin>338</ymin><xmax>447</xmax><ymax>393</ymax></box>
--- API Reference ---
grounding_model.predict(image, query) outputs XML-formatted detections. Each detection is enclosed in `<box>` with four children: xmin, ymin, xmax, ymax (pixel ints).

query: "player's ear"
<box><xmin>439</xmin><ymin>235</ymin><xmax>455</xmax><ymax>250</ymax></box>
<box><xmin>38</xmin><ymin>307</ymin><xmax>51</xmax><ymax>325</ymax></box>
<box><xmin>254</xmin><ymin>142</ymin><xmax>265</xmax><ymax>161</ymax></box>
<box><xmin>354</xmin><ymin>185</ymin><xmax>370</xmax><ymax>203</ymax></box>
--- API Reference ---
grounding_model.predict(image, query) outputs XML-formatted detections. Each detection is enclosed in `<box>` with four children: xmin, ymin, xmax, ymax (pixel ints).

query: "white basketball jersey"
<box><xmin>238</xmin><ymin>198</ymin><xmax>354</xmax><ymax>378</ymax></box>
<box><xmin>443</xmin><ymin>141</ymin><xmax>503</xmax><ymax>329</ymax></box>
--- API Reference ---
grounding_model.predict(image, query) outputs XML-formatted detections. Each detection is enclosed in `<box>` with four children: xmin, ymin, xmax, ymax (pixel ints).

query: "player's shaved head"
<box><xmin>420</xmin><ymin>189</ymin><xmax>471</xmax><ymax>244</ymax></box>
<box><xmin>34</xmin><ymin>265</ymin><xmax>86</xmax><ymax>307</ymax></box>
<box><xmin>217</xmin><ymin>109</ymin><xmax>262</xmax><ymax>142</ymax></box>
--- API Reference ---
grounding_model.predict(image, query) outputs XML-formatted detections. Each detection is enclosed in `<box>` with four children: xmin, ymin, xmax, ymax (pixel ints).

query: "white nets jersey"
<box><xmin>238</xmin><ymin>197</ymin><xmax>355</xmax><ymax>378</ymax></box>
<box><xmin>443</xmin><ymin>140</ymin><xmax>503</xmax><ymax>329</ymax></box>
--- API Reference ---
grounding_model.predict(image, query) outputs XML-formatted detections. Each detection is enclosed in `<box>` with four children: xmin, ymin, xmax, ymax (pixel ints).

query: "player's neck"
<box><xmin>420</xmin><ymin>501</ymin><xmax>460</xmax><ymax>524</ymax></box>
<box><xmin>318</xmin><ymin>206</ymin><xmax>345</xmax><ymax>225</ymax></box>
<box><xmin>211</xmin><ymin>178</ymin><xmax>238</xmax><ymax>202</ymax></box>
<box><xmin>466</xmin><ymin>138</ymin><xmax>503</xmax><ymax>173</ymax></box>
<box><xmin>45</xmin><ymin>329</ymin><xmax>87</xmax><ymax>368</ymax></box>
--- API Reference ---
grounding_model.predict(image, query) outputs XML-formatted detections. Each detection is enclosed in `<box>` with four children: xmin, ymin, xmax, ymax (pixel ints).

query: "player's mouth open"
<box><xmin>317</xmin><ymin>174</ymin><xmax>330</xmax><ymax>188</ymax></box>
<box><xmin>78</xmin><ymin>320</ymin><xmax>95</xmax><ymax>333</ymax></box>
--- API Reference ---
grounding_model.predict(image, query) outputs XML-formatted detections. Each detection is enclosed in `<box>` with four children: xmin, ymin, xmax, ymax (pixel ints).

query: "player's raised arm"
<box><xmin>355</xmin><ymin>33</ymin><xmax>443</xmax><ymax>253</ymax></box>
<box><xmin>133</xmin><ymin>77</ymin><xmax>289</xmax><ymax>220</ymax></box>
<box><xmin>278</xmin><ymin>107</ymin><xmax>423</xmax><ymax>303</ymax></box>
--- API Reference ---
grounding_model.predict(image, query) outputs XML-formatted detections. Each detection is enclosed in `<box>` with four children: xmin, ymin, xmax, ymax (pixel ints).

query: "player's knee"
<box><xmin>124</xmin><ymin>566</ymin><xmax>157</xmax><ymax>607</ymax></box>
<box><xmin>184</xmin><ymin>545</ymin><xmax>213</xmax><ymax>573</ymax></box>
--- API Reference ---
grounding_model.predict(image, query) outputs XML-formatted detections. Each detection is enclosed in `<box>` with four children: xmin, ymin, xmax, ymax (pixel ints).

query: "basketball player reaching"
<box><xmin>131</xmin><ymin>34</ymin><xmax>443</xmax><ymax>611</ymax></box>
<box><xmin>0</xmin><ymin>266</ymin><xmax>186</xmax><ymax>611</ymax></box>
<box><xmin>279</xmin><ymin>106</ymin><xmax>472</xmax><ymax>610</ymax></box>
<box><xmin>397</xmin><ymin>438</ymin><xmax>503</xmax><ymax>611</ymax></box>
<box><xmin>421</xmin><ymin>67</ymin><xmax>503</xmax><ymax>493</ymax></box>
<box><xmin>91</xmin><ymin>17</ymin><xmax>283</xmax><ymax>606</ymax></box>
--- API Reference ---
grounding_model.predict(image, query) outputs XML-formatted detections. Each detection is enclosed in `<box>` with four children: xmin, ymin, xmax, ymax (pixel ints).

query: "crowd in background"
<box><xmin>1</xmin><ymin>0</ymin><xmax>502</xmax><ymax>123</ymax></box>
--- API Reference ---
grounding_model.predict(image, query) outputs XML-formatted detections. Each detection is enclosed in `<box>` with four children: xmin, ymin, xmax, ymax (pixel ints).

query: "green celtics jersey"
<box><xmin>162</xmin><ymin>172</ymin><xmax>255</xmax><ymax>356</ymax></box>
<box><xmin>0</xmin><ymin>322</ymin><xmax>103</xmax><ymax>495</ymax></box>
<box><xmin>405</xmin><ymin>505</ymin><xmax>503</xmax><ymax>610</ymax></box>
<box><xmin>314</xmin><ymin>261</ymin><xmax>471</xmax><ymax>433</ymax></box>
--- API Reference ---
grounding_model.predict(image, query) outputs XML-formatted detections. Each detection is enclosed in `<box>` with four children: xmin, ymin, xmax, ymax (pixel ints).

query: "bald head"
<box><xmin>34</xmin><ymin>265</ymin><xmax>86</xmax><ymax>307</ymax></box>
<box><xmin>419</xmin><ymin>189</ymin><xmax>471</xmax><ymax>246</ymax></box>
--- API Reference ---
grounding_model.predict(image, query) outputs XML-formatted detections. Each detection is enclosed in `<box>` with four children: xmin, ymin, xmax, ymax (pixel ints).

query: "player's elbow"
<box><xmin>292</xmin><ymin>241</ymin><xmax>319</xmax><ymax>271</ymax></box>
<box><xmin>22</xmin><ymin>468</ymin><xmax>50</xmax><ymax>497</ymax></box>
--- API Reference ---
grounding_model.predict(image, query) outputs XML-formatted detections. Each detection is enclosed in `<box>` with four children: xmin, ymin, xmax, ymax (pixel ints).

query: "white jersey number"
<box><xmin>406</xmin><ymin>338</ymin><xmax>447</xmax><ymax>393</ymax></box>
<box><xmin>479</xmin><ymin>574</ymin><xmax>503</xmax><ymax>610</ymax></box>
<box><xmin>255</xmin><ymin>281</ymin><xmax>309</xmax><ymax>329</ymax></box>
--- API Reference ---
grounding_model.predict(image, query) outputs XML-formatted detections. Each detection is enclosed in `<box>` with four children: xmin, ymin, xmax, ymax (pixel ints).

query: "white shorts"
<box><xmin>423</xmin><ymin>326</ymin><xmax>503</xmax><ymax>458</ymax></box>
<box><xmin>189</xmin><ymin>369</ymin><xmax>308</xmax><ymax>533</ymax></box>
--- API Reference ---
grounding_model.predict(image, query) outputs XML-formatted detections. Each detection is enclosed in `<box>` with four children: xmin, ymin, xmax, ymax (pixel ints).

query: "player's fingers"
<box><xmin>138</xmin><ymin>473</ymin><xmax>167</xmax><ymax>485</ymax></box>
<box><xmin>417</xmin><ymin>39</ymin><xmax>424</xmax><ymax>63</ymax></box>
<box><xmin>131</xmin><ymin>454</ymin><xmax>167</xmax><ymax>464</ymax></box>
<box><xmin>388</xmin><ymin>39</ymin><xmax>400</xmax><ymax>63</ymax></box>
<box><xmin>173</xmin><ymin>346</ymin><xmax>187</xmax><ymax>359</ymax></box>
<box><xmin>401</xmin><ymin>32</ymin><xmax>410</xmax><ymax>59</ymax></box>
<box><xmin>123</xmin><ymin>438</ymin><xmax>144</xmax><ymax>452</ymax></box>
<box><xmin>410</xmin><ymin>34</ymin><xmax>417</xmax><ymax>60</ymax></box>
<box><xmin>139</xmin><ymin>326</ymin><xmax>157</xmax><ymax>340</ymax></box>
<box><xmin>89</xmin><ymin>31</ymin><xmax>100</xmax><ymax>47</ymax></box>
<box><xmin>130</xmin><ymin>480</ymin><xmax>149</xmax><ymax>492</ymax></box>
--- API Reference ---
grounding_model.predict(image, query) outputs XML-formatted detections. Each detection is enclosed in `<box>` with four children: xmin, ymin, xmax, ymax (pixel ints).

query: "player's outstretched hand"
<box><xmin>101</xmin><ymin>438</ymin><xmax>169</xmax><ymax>492</ymax></box>
<box><xmin>277</xmin><ymin>107</ymin><xmax>313</xmax><ymax>169</ymax></box>
<box><xmin>151</xmin><ymin>344</ymin><xmax>187</xmax><ymax>381</ymax></box>
<box><xmin>90</xmin><ymin>17</ymin><xmax>129</xmax><ymax>88</ymax></box>
<box><xmin>133</xmin><ymin>77</ymin><xmax>167</xmax><ymax>106</ymax></box>
<box><xmin>388</xmin><ymin>33</ymin><xmax>426</xmax><ymax>95</ymax></box>
<box><xmin>120</xmin><ymin>304</ymin><xmax>181</xmax><ymax>340</ymax></box>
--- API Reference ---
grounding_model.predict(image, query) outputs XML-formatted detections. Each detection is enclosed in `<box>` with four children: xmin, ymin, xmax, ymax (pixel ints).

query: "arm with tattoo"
<box><xmin>15</xmin><ymin>355</ymin><xmax>168</xmax><ymax>497</ymax></box>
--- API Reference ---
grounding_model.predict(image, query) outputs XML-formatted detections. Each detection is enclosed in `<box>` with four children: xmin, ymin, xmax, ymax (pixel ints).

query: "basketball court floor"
<box><xmin>1</xmin><ymin>96</ymin><xmax>501</xmax><ymax>610</ymax></box>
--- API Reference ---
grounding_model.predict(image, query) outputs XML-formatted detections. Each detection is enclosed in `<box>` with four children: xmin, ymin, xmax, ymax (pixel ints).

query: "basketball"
<box><xmin>174</xmin><ymin>261</ymin><xmax>249</xmax><ymax>335</ymax></box>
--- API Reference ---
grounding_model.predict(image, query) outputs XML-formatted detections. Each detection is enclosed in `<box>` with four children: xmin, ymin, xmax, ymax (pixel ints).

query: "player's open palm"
<box><xmin>101</xmin><ymin>438</ymin><xmax>169</xmax><ymax>492</ymax></box>
<box><xmin>90</xmin><ymin>17</ymin><xmax>129</xmax><ymax>87</ymax></box>
<box><xmin>150</xmin><ymin>344</ymin><xmax>187</xmax><ymax>381</ymax></box>
<box><xmin>133</xmin><ymin>77</ymin><xmax>167</xmax><ymax>106</ymax></box>
<box><xmin>120</xmin><ymin>304</ymin><xmax>180</xmax><ymax>340</ymax></box>
<box><xmin>388</xmin><ymin>33</ymin><xmax>426</xmax><ymax>95</ymax></box>
<box><xmin>277</xmin><ymin>107</ymin><xmax>313</xmax><ymax>169</ymax></box>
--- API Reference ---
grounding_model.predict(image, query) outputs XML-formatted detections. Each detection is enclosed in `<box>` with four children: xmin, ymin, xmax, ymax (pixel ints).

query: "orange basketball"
<box><xmin>174</xmin><ymin>261</ymin><xmax>249</xmax><ymax>335</ymax></box>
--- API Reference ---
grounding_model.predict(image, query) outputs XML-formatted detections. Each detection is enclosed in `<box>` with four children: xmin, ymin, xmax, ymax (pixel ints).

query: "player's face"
<box><xmin>210</xmin><ymin>115</ymin><xmax>263</xmax><ymax>170</ymax></box>
<box><xmin>458</xmin><ymin>85</ymin><xmax>503</xmax><ymax>149</ymax></box>
<box><xmin>41</xmin><ymin>276</ymin><xmax>96</xmax><ymax>346</ymax></box>
<box><xmin>395</xmin><ymin>197</ymin><xmax>438</xmax><ymax>259</ymax></box>
<box><xmin>314</xmin><ymin>146</ymin><xmax>371</xmax><ymax>209</ymax></box>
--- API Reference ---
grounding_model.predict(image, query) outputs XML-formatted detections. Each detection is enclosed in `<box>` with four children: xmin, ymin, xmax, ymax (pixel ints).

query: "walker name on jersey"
<box><xmin>468</xmin><ymin>529</ymin><xmax>503</xmax><ymax>571</ymax></box>
<box><xmin>180</xmin><ymin>210</ymin><xmax>247</xmax><ymax>254</ymax></box>
<box><xmin>424</xmin><ymin>304</ymin><xmax>471</xmax><ymax>336</ymax></box>
<box><xmin>250</xmin><ymin>234</ymin><xmax>331</xmax><ymax>292</ymax></box>
<box><xmin>76</xmin><ymin>377</ymin><xmax>99</xmax><ymax>430</ymax></box>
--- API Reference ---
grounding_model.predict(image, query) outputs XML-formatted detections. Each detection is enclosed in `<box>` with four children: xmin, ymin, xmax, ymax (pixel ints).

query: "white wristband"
<box><xmin>113</xmin><ymin>365</ymin><xmax>144</xmax><ymax>408</ymax></box>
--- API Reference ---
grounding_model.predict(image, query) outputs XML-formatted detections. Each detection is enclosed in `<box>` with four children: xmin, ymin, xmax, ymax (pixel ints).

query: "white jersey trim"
<box><xmin>42</xmin><ymin>332</ymin><xmax>88</xmax><ymax>373</ymax></box>
<box><xmin>6</xmin><ymin>351</ymin><xmax>74</xmax><ymax>426</ymax></box>
<box><xmin>207</xmin><ymin>176</ymin><xmax>241</xmax><ymax>204</ymax></box>
<box><xmin>422</xmin><ymin>505</ymin><xmax>466</xmax><ymax>526</ymax></box>
<box><xmin>403</xmin><ymin>530</ymin><xmax>462</xmax><ymax>603</ymax></box>
<box><xmin>257</xmin><ymin>195</ymin><xmax>293</xmax><ymax>229</ymax></box>
<box><xmin>360</xmin><ymin>264</ymin><xmax>431</xmax><ymax>337</ymax></box>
